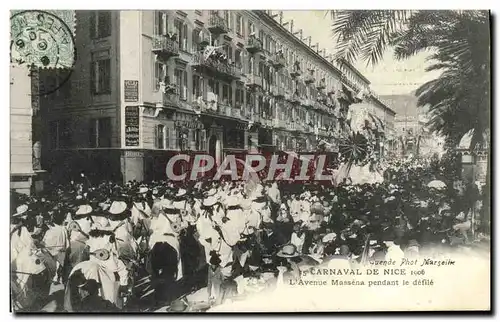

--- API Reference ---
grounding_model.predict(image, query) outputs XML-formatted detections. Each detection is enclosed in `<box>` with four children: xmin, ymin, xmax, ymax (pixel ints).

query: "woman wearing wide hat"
<box><xmin>106</xmin><ymin>199</ymin><xmax>137</xmax><ymax>264</ymax></box>
<box><xmin>275</xmin><ymin>244</ymin><xmax>301</xmax><ymax>285</ymax></box>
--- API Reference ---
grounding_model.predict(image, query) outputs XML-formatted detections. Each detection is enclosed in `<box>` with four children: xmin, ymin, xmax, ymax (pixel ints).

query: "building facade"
<box><xmin>10</xmin><ymin>64</ymin><xmax>47</xmax><ymax>194</ymax></box>
<box><xmin>381</xmin><ymin>94</ymin><xmax>443</xmax><ymax>159</ymax></box>
<box><xmin>40</xmin><ymin>10</ymin><xmax>386</xmax><ymax>183</ymax></box>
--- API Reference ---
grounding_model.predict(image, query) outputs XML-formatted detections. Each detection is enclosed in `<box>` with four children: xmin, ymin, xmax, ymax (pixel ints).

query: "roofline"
<box><xmin>370</xmin><ymin>94</ymin><xmax>396</xmax><ymax>116</ymax></box>
<box><xmin>252</xmin><ymin>10</ymin><xmax>343</xmax><ymax>78</ymax></box>
<box><xmin>338</xmin><ymin>59</ymin><xmax>371</xmax><ymax>85</ymax></box>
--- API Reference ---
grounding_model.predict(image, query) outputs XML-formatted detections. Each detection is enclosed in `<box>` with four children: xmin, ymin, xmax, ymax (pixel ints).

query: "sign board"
<box><xmin>125</xmin><ymin>106</ymin><xmax>140</xmax><ymax>146</ymax></box>
<box><xmin>124</xmin><ymin>80</ymin><xmax>139</xmax><ymax>102</ymax></box>
<box><xmin>174</xmin><ymin>120</ymin><xmax>204</xmax><ymax>129</ymax></box>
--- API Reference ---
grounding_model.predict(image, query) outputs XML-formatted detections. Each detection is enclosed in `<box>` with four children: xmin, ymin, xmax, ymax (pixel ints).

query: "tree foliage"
<box><xmin>330</xmin><ymin>10</ymin><xmax>490</xmax><ymax>151</ymax></box>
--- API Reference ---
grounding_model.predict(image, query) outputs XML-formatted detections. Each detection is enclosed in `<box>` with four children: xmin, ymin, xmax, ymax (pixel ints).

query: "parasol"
<box><xmin>427</xmin><ymin>180</ymin><xmax>446</xmax><ymax>189</ymax></box>
<box><xmin>339</xmin><ymin>132</ymin><xmax>368</xmax><ymax>164</ymax></box>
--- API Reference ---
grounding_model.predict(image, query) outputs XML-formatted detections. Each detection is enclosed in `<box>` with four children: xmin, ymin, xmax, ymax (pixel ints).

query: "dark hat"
<box><xmin>209</xmin><ymin>252</ymin><xmax>222</xmax><ymax>266</ymax></box>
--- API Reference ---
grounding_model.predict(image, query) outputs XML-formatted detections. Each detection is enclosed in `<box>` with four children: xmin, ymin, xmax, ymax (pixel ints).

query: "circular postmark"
<box><xmin>11</xmin><ymin>10</ymin><xmax>76</xmax><ymax>69</ymax></box>
<box><xmin>10</xmin><ymin>10</ymin><xmax>77</xmax><ymax>96</ymax></box>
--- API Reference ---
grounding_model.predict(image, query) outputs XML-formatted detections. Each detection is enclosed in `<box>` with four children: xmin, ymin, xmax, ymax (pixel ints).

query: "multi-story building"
<box><xmin>39</xmin><ymin>10</ymin><xmax>385</xmax><ymax>183</ymax></box>
<box><xmin>382</xmin><ymin>94</ymin><xmax>444</xmax><ymax>159</ymax></box>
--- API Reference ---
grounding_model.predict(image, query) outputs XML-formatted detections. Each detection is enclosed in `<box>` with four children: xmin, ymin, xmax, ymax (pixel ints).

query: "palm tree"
<box><xmin>330</xmin><ymin>10</ymin><xmax>490</xmax><ymax>148</ymax></box>
<box><xmin>330</xmin><ymin>10</ymin><xmax>490</xmax><ymax>229</ymax></box>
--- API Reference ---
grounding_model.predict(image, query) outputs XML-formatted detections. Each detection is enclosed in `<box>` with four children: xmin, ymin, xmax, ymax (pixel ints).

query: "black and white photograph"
<box><xmin>9</xmin><ymin>9</ymin><xmax>491</xmax><ymax>313</ymax></box>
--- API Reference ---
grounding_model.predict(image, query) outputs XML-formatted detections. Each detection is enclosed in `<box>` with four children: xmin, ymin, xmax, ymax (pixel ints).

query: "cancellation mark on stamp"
<box><xmin>10</xmin><ymin>10</ymin><xmax>76</xmax><ymax>70</ymax></box>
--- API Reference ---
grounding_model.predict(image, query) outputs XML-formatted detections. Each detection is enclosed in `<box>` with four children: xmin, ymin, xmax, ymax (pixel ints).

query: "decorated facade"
<box><xmin>39</xmin><ymin>10</ymin><xmax>390</xmax><ymax>183</ymax></box>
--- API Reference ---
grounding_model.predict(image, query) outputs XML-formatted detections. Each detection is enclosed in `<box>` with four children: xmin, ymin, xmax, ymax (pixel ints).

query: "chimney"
<box><xmin>279</xmin><ymin>11</ymin><xmax>283</xmax><ymax>24</ymax></box>
<box><xmin>316</xmin><ymin>43</ymin><xmax>319</xmax><ymax>53</ymax></box>
<box><xmin>307</xmin><ymin>36</ymin><xmax>312</xmax><ymax>47</ymax></box>
<box><xmin>290</xmin><ymin>20</ymin><xmax>294</xmax><ymax>33</ymax></box>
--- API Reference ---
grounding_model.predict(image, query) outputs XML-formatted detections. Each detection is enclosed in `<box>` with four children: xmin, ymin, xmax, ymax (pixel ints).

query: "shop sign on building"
<box><xmin>124</xmin><ymin>80</ymin><xmax>139</xmax><ymax>102</ymax></box>
<box><xmin>125</xmin><ymin>106</ymin><xmax>140</xmax><ymax>146</ymax></box>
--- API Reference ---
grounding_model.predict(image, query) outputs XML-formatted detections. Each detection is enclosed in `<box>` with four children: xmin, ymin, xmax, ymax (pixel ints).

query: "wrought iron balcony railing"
<box><xmin>208</xmin><ymin>14</ymin><xmax>229</xmax><ymax>34</ymax></box>
<box><xmin>191</xmin><ymin>53</ymin><xmax>240</xmax><ymax>80</ymax></box>
<box><xmin>272</xmin><ymin>52</ymin><xmax>286</xmax><ymax>69</ymax></box>
<box><xmin>304</xmin><ymin>72</ymin><xmax>315</xmax><ymax>85</ymax></box>
<box><xmin>316</xmin><ymin>79</ymin><xmax>326</xmax><ymax>90</ymax></box>
<box><xmin>246</xmin><ymin>37</ymin><xmax>263</xmax><ymax>54</ymax></box>
<box><xmin>152</xmin><ymin>35</ymin><xmax>179</xmax><ymax>59</ymax></box>
<box><xmin>245</xmin><ymin>74</ymin><xmax>263</xmax><ymax>89</ymax></box>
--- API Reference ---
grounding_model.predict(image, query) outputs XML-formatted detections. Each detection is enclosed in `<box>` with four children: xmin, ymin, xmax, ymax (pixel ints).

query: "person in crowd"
<box><xmin>290</xmin><ymin>221</ymin><xmax>307</xmax><ymax>254</ymax></box>
<box><xmin>207</xmin><ymin>251</ymin><xmax>223</xmax><ymax>305</ymax></box>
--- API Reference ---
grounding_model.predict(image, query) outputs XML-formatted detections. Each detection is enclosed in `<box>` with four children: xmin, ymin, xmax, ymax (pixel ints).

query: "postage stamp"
<box><xmin>10</xmin><ymin>10</ymin><xmax>76</xmax><ymax>69</ymax></box>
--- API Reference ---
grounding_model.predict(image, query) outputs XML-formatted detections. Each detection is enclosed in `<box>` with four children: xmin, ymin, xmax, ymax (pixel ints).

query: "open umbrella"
<box><xmin>339</xmin><ymin>132</ymin><xmax>368</xmax><ymax>164</ymax></box>
<box><xmin>427</xmin><ymin>180</ymin><xmax>446</xmax><ymax>189</ymax></box>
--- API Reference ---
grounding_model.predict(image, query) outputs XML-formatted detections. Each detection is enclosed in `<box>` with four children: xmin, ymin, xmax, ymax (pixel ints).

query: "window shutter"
<box><xmin>89</xmin><ymin>12</ymin><xmax>96</xmax><ymax>39</ymax></box>
<box><xmin>183</xmin><ymin>70</ymin><xmax>188</xmax><ymax>100</ymax></box>
<box><xmin>165</xmin><ymin>127</ymin><xmax>170</xmax><ymax>149</ymax></box>
<box><xmin>162</xmin><ymin>13</ymin><xmax>168</xmax><ymax>35</ymax></box>
<box><xmin>154</xmin><ymin>125</ymin><xmax>159</xmax><ymax>148</ymax></box>
<box><xmin>183</xmin><ymin>23</ymin><xmax>188</xmax><ymax>51</ymax></box>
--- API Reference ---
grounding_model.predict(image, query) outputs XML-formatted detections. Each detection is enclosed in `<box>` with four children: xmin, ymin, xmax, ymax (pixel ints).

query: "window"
<box><xmin>258</xmin><ymin>30</ymin><xmax>264</xmax><ymax>43</ymax></box>
<box><xmin>235</xmin><ymin>87</ymin><xmax>244</xmax><ymax>107</ymax></box>
<box><xmin>154</xmin><ymin>60</ymin><xmax>166</xmax><ymax>91</ymax></box>
<box><xmin>192</xmin><ymin>28</ymin><xmax>201</xmax><ymax>52</ymax></box>
<box><xmin>175</xmin><ymin>69</ymin><xmax>188</xmax><ymax>100</ymax></box>
<box><xmin>91</xmin><ymin>51</ymin><xmax>111</xmax><ymax>95</ymax></box>
<box><xmin>235</xmin><ymin>49</ymin><xmax>242</xmax><ymax>67</ymax></box>
<box><xmin>154</xmin><ymin>11</ymin><xmax>167</xmax><ymax>35</ymax></box>
<box><xmin>248</xmin><ymin>22</ymin><xmax>255</xmax><ymax>38</ymax></box>
<box><xmin>236</xmin><ymin>14</ymin><xmax>243</xmax><ymax>35</ymax></box>
<box><xmin>208</xmin><ymin>79</ymin><xmax>220</xmax><ymax>101</ymax></box>
<box><xmin>175</xmin><ymin>19</ymin><xmax>188</xmax><ymax>51</ymax></box>
<box><xmin>49</xmin><ymin>119</ymin><xmax>72</xmax><ymax>149</ymax></box>
<box><xmin>194</xmin><ymin>129</ymin><xmax>207</xmax><ymax>151</ymax></box>
<box><xmin>222</xmin><ymin>84</ymin><xmax>232</xmax><ymax>105</ymax></box>
<box><xmin>89</xmin><ymin>117</ymin><xmax>111</xmax><ymax>148</ymax></box>
<box><xmin>192</xmin><ymin>74</ymin><xmax>203</xmax><ymax>99</ymax></box>
<box><xmin>155</xmin><ymin>124</ymin><xmax>165</xmax><ymax>149</ymax></box>
<box><xmin>224</xmin><ymin>11</ymin><xmax>232</xmax><ymax>31</ymax></box>
<box><xmin>225</xmin><ymin>44</ymin><xmax>233</xmax><ymax>63</ymax></box>
<box><xmin>90</xmin><ymin>11</ymin><xmax>111</xmax><ymax>39</ymax></box>
<box><xmin>165</xmin><ymin>127</ymin><xmax>171</xmax><ymax>149</ymax></box>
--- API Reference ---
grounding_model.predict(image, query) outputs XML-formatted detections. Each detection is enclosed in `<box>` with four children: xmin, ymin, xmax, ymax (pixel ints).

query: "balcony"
<box><xmin>260</xmin><ymin>118</ymin><xmax>273</xmax><ymax>127</ymax></box>
<box><xmin>246</xmin><ymin>37</ymin><xmax>263</xmax><ymax>54</ymax></box>
<box><xmin>302</xmin><ymin>98</ymin><xmax>314</xmax><ymax>108</ymax></box>
<box><xmin>191</xmin><ymin>53</ymin><xmax>240</xmax><ymax>81</ymax></box>
<box><xmin>290</xmin><ymin>64</ymin><xmax>302</xmax><ymax>78</ymax></box>
<box><xmin>273</xmin><ymin>119</ymin><xmax>287</xmax><ymax>129</ymax></box>
<box><xmin>272</xmin><ymin>52</ymin><xmax>286</xmax><ymax>69</ymax></box>
<box><xmin>304</xmin><ymin>71</ymin><xmax>315</xmax><ymax>85</ymax></box>
<box><xmin>261</xmin><ymin>49</ymin><xmax>274</xmax><ymax>64</ymax></box>
<box><xmin>289</xmin><ymin>93</ymin><xmax>301</xmax><ymax>105</ymax></box>
<box><xmin>152</xmin><ymin>35</ymin><xmax>179</xmax><ymax>60</ymax></box>
<box><xmin>207</xmin><ymin>14</ymin><xmax>229</xmax><ymax>34</ymax></box>
<box><xmin>245</xmin><ymin>74</ymin><xmax>263</xmax><ymax>90</ymax></box>
<box><xmin>318</xmin><ymin>128</ymin><xmax>329</xmax><ymax>137</ymax></box>
<box><xmin>316</xmin><ymin>79</ymin><xmax>326</xmax><ymax>90</ymax></box>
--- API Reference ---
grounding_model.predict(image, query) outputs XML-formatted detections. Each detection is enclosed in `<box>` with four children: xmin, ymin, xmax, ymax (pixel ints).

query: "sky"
<box><xmin>282</xmin><ymin>10</ymin><xmax>442</xmax><ymax>96</ymax></box>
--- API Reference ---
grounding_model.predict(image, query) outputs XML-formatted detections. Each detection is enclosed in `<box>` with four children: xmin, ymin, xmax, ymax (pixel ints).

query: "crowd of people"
<box><xmin>10</xmin><ymin>158</ymin><xmax>486</xmax><ymax>312</ymax></box>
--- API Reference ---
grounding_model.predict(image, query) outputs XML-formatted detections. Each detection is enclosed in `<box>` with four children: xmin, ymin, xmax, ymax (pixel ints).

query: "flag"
<box><xmin>202</xmin><ymin>45</ymin><xmax>224</xmax><ymax>60</ymax></box>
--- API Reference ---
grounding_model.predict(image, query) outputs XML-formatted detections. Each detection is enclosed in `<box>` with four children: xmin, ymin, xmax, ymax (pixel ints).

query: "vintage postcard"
<box><xmin>9</xmin><ymin>9</ymin><xmax>491</xmax><ymax>313</ymax></box>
